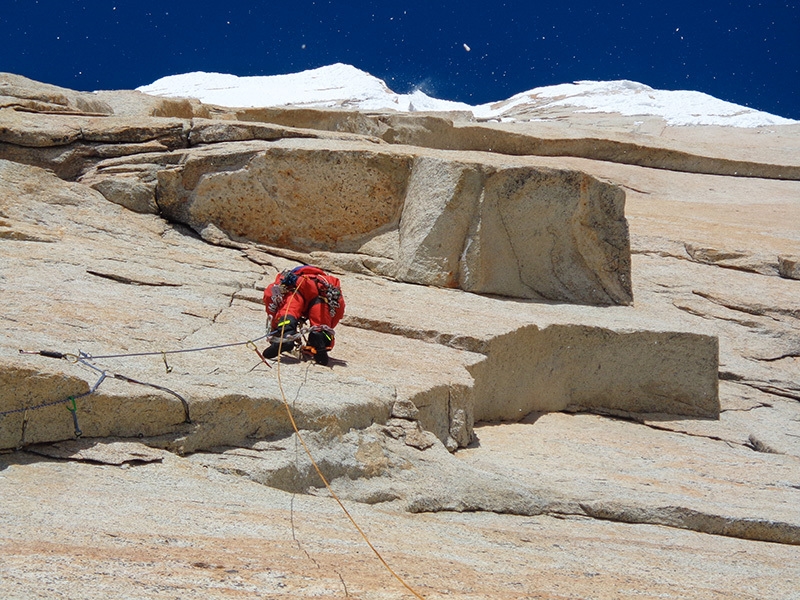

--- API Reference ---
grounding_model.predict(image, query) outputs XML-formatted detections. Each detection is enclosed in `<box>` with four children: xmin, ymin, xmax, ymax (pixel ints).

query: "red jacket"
<box><xmin>263</xmin><ymin>265</ymin><xmax>345</xmax><ymax>331</ymax></box>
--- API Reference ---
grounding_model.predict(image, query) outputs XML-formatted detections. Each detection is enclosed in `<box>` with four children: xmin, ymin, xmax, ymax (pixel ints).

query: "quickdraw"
<box><xmin>317</xmin><ymin>279</ymin><xmax>342</xmax><ymax>318</ymax></box>
<box><xmin>66</xmin><ymin>396</ymin><xmax>82</xmax><ymax>438</ymax></box>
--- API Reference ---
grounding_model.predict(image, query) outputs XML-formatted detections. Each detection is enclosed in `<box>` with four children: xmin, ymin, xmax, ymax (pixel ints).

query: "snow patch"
<box><xmin>137</xmin><ymin>64</ymin><xmax>797</xmax><ymax>128</ymax></box>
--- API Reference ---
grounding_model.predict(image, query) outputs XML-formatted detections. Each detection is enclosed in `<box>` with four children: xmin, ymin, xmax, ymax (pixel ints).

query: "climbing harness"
<box><xmin>265</xmin><ymin>322</ymin><xmax>335</xmax><ymax>365</ymax></box>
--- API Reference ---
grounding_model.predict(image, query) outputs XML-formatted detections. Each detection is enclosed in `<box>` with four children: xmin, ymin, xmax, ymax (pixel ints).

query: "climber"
<box><xmin>262</xmin><ymin>265</ymin><xmax>345</xmax><ymax>365</ymax></box>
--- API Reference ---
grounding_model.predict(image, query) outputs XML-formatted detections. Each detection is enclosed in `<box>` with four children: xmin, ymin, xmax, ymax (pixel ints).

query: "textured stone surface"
<box><xmin>26</xmin><ymin>439</ymin><xmax>167</xmax><ymax>464</ymax></box>
<box><xmin>1</xmin><ymin>76</ymin><xmax>799</xmax><ymax>599</ymax></box>
<box><xmin>231</xmin><ymin>104</ymin><xmax>800</xmax><ymax>178</ymax></box>
<box><xmin>88</xmin><ymin>137</ymin><xmax>631</xmax><ymax>305</ymax></box>
<box><xmin>779</xmin><ymin>255</ymin><xmax>800</xmax><ymax>280</ymax></box>
<box><xmin>2</xmin><ymin>451</ymin><xmax>798</xmax><ymax>600</ymax></box>
<box><xmin>0</xmin><ymin>72</ymin><xmax>115</xmax><ymax>115</ymax></box>
<box><xmin>339</xmin><ymin>275</ymin><xmax>719</xmax><ymax>419</ymax></box>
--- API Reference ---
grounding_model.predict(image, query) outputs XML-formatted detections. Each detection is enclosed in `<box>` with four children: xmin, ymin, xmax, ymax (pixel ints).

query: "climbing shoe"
<box><xmin>306</xmin><ymin>326</ymin><xmax>333</xmax><ymax>366</ymax></box>
<box><xmin>262</xmin><ymin>339</ymin><xmax>294</xmax><ymax>359</ymax></box>
<box><xmin>263</xmin><ymin>316</ymin><xmax>299</xmax><ymax>359</ymax></box>
<box><xmin>307</xmin><ymin>327</ymin><xmax>333</xmax><ymax>351</ymax></box>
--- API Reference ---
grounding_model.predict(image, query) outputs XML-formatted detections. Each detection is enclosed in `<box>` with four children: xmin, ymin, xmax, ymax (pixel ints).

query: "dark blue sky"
<box><xmin>3</xmin><ymin>1</ymin><xmax>799</xmax><ymax>119</ymax></box>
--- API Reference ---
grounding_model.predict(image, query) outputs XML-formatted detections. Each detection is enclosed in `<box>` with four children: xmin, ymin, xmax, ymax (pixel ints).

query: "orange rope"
<box><xmin>254</xmin><ymin>312</ymin><xmax>426</xmax><ymax>599</ymax></box>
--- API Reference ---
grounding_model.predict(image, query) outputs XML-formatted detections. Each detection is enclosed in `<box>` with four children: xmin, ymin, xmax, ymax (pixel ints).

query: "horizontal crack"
<box><xmin>341</xmin><ymin>315</ymin><xmax>487</xmax><ymax>354</ymax></box>
<box><xmin>422</xmin><ymin>499</ymin><xmax>800</xmax><ymax>547</ymax></box>
<box><xmin>719</xmin><ymin>371</ymin><xmax>744</xmax><ymax>381</ymax></box>
<box><xmin>672</xmin><ymin>300</ymin><xmax>764</xmax><ymax>329</ymax></box>
<box><xmin>752</xmin><ymin>352</ymin><xmax>800</xmax><ymax>363</ymax></box>
<box><xmin>572</xmin><ymin>502</ymin><xmax>800</xmax><ymax>546</ymax></box>
<box><xmin>721</xmin><ymin>402</ymin><xmax>773</xmax><ymax>413</ymax></box>
<box><xmin>575</xmin><ymin>409</ymin><xmax>787</xmax><ymax>458</ymax></box>
<box><xmin>740</xmin><ymin>381</ymin><xmax>800</xmax><ymax>402</ymax></box>
<box><xmin>693</xmin><ymin>290</ymin><xmax>799</xmax><ymax>320</ymax></box>
<box><xmin>86</xmin><ymin>269</ymin><xmax>182</xmax><ymax>287</ymax></box>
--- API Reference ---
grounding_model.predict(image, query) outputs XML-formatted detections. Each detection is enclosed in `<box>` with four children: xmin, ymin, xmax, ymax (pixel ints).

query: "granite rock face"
<box><xmin>77</xmin><ymin>137</ymin><xmax>632</xmax><ymax>304</ymax></box>
<box><xmin>1</xmin><ymin>74</ymin><xmax>799</xmax><ymax>599</ymax></box>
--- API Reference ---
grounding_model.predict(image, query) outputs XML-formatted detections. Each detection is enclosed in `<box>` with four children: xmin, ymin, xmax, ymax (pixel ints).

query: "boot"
<box><xmin>263</xmin><ymin>316</ymin><xmax>298</xmax><ymax>359</ymax></box>
<box><xmin>307</xmin><ymin>326</ymin><xmax>333</xmax><ymax>365</ymax></box>
<box><xmin>313</xmin><ymin>349</ymin><xmax>329</xmax><ymax>366</ymax></box>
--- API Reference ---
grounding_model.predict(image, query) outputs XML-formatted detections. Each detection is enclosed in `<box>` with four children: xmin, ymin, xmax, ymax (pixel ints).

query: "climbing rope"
<box><xmin>0</xmin><ymin>361</ymin><xmax>106</xmax><ymax>418</ymax></box>
<box><xmin>4</xmin><ymin>352</ymin><xmax>193</xmax><ymax>425</ymax></box>
<box><xmin>11</xmin><ymin>332</ymin><xmax>270</xmax><ymax>424</ymax></box>
<box><xmin>253</xmin><ymin>341</ymin><xmax>427</xmax><ymax>600</ymax></box>
<box><xmin>39</xmin><ymin>333</ymin><xmax>270</xmax><ymax>361</ymax></box>
<box><xmin>11</xmin><ymin>299</ymin><xmax>426</xmax><ymax>598</ymax></box>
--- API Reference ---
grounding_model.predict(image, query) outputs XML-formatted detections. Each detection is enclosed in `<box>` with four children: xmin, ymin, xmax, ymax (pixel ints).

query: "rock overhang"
<box><xmin>339</xmin><ymin>274</ymin><xmax>720</xmax><ymax>424</ymax></box>
<box><xmin>83</xmin><ymin>137</ymin><xmax>633</xmax><ymax>306</ymax></box>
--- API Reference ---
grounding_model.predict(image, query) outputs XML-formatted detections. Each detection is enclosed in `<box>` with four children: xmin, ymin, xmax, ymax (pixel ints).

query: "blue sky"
<box><xmin>3</xmin><ymin>1</ymin><xmax>799</xmax><ymax>119</ymax></box>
